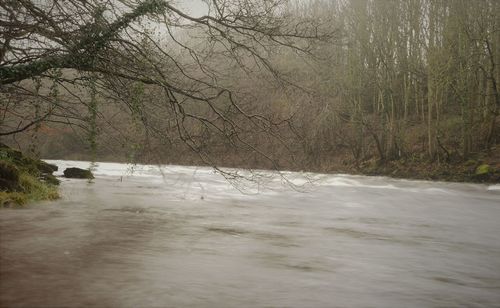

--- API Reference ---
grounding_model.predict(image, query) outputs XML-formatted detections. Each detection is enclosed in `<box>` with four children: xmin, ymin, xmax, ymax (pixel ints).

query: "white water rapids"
<box><xmin>1</xmin><ymin>160</ymin><xmax>499</xmax><ymax>307</ymax></box>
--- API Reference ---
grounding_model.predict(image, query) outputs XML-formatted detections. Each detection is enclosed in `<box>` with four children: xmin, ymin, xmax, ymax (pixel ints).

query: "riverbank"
<box><xmin>43</xmin><ymin>154</ymin><xmax>500</xmax><ymax>185</ymax></box>
<box><xmin>0</xmin><ymin>144</ymin><xmax>59</xmax><ymax>207</ymax></box>
<box><xmin>352</xmin><ymin>159</ymin><xmax>499</xmax><ymax>184</ymax></box>
<box><xmin>1</xmin><ymin>144</ymin><xmax>498</xmax><ymax>208</ymax></box>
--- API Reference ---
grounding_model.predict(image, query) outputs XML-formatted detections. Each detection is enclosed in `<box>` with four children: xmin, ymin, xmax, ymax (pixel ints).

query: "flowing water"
<box><xmin>1</xmin><ymin>160</ymin><xmax>500</xmax><ymax>307</ymax></box>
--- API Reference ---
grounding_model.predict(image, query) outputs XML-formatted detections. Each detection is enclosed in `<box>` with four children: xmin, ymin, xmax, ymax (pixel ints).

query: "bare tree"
<box><xmin>0</xmin><ymin>0</ymin><xmax>332</xmax><ymax>169</ymax></box>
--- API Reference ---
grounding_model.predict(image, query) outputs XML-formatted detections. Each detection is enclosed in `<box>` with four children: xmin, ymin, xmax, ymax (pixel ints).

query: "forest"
<box><xmin>2</xmin><ymin>2</ymin><xmax>500</xmax><ymax>306</ymax></box>
<box><xmin>1</xmin><ymin>0</ymin><xmax>499</xmax><ymax>182</ymax></box>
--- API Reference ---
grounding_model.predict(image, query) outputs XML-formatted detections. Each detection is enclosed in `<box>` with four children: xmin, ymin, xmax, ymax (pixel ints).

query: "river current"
<box><xmin>1</xmin><ymin>160</ymin><xmax>500</xmax><ymax>307</ymax></box>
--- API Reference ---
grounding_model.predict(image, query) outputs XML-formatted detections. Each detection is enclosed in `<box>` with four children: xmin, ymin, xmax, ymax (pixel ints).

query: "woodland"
<box><xmin>1</xmin><ymin>0</ymin><xmax>499</xmax><ymax>183</ymax></box>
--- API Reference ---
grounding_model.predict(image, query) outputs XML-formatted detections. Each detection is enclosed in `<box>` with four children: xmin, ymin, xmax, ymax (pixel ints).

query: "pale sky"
<box><xmin>177</xmin><ymin>0</ymin><xmax>209</xmax><ymax>17</ymax></box>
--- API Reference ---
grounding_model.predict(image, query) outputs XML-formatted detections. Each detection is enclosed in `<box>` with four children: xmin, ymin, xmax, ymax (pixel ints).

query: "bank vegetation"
<box><xmin>1</xmin><ymin>0</ymin><xmax>499</xmax><ymax>186</ymax></box>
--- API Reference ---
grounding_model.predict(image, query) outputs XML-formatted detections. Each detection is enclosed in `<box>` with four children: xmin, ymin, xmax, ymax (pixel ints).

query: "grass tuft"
<box><xmin>1</xmin><ymin>171</ymin><xmax>59</xmax><ymax>208</ymax></box>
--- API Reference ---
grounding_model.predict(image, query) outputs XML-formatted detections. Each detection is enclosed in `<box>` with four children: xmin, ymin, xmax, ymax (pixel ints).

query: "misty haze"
<box><xmin>1</xmin><ymin>0</ymin><xmax>499</xmax><ymax>307</ymax></box>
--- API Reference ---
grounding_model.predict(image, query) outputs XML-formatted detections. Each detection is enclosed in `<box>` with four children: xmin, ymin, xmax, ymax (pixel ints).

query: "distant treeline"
<box><xmin>289</xmin><ymin>0</ymin><xmax>499</xmax><ymax>165</ymax></box>
<box><xmin>2</xmin><ymin>0</ymin><xmax>499</xmax><ymax>175</ymax></box>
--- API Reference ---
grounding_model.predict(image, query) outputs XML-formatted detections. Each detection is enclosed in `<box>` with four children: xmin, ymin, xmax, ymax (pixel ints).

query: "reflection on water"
<box><xmin>1</xmin><ymin>161</ymin><xmax>500</xmax><ymax>307</ymax></box>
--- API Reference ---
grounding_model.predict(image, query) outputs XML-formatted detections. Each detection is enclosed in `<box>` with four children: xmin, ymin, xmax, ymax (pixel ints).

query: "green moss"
<box><xmin>1</xmin><ymin>144</ymin><xmax>60</xmax><ymax>207</ymax></box>
<box><xmin>475</xmin><ymin>164</ymin><xmax>492</xmax><ymax>175</ymax></box>
<box><xmin>0</xmin><ymin>191</ymin><xmax>27</xmax><ymax>207</ymax></box>
<box><xmin>0</xmin><ymin>172</ymin><xmax>59</xmax><ymax>208</ymax></box>
<box><xmin>21</xmin><ymin>172</ymin><xmax>58</xmax><ymax>198</ymax></box>
<box><xmin>42</xmin><ymin>174</ymin><xmax>61</xmax><ymax>186</ymax></box>
<box><xmin>1</xmin><ymin>187</ymin><xmax>58</xmax><ymax>208</ymax></box>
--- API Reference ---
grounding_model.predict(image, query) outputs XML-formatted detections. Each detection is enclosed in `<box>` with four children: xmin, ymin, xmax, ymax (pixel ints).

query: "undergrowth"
<box><xmin>0</xmin><ymin>171</ymin><xmax>59</xmax><ymax>207</ymax></box>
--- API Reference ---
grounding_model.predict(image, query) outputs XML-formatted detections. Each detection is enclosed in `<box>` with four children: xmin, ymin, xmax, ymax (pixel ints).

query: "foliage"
<box><xmin>1</xmin><ymin>0</ymin><xmax>499</xmax><ymax>183</ymax></box>
<box><xmin>0</xmin><ymin>170</ymin><xmax>59</xmax><ymax>207</ymax></box>
<box><xmin>0</xmin><ymin>144</ymin><xmax>59</xmax><ymax>207</ymax></box>
<box><xmin>1</xmin><ymin>0</ymin><xmax>333</xmax><ymax>174</ymax></box>
<box><xmin>476</xmin><ymin>164</ymin><xmax>493</xmax><ymax>176</ymax></box>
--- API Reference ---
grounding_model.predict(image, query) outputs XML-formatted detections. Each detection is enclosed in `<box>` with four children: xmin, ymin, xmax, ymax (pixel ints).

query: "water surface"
<box><xmin>1</xmin><ymin>161</ymin><xmax>500</xmax><ymax>307</ymax></box>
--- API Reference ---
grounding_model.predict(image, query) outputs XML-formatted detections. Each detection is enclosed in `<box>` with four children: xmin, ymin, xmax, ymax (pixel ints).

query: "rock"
<box><xmin>37</xmin><ymin>161</ymin><xmax>58</xmax><ymax>174</ymax></box>
<box><xmin>0</xmin><ymin>161</ymin><xmax>21</xmax><ymax>191</ymax></box>
<box><xmin>0</xmin><ymin>144</ymin><xmax>43</xmax><ymax>175</ymax></box>
<box><xmin>63</xmin><ymin>167</ymin><xmax>94</xmax><ymax>179</ymax></box>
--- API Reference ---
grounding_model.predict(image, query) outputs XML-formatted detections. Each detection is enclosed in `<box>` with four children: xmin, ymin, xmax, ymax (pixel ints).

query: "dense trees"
<box><xmin>1</xmin><ymin>0</ymin><xmax>331</xmax><ymax>167</ymax></box>
<box><xmin>1</xmin><ymin>0</ymin><xmax>499</xmax><ymax>173</ymax></box>
<box><xmin>297</xmin><ymin>0</ymin><xmax>499</xmax><ymax>165</ymax></box>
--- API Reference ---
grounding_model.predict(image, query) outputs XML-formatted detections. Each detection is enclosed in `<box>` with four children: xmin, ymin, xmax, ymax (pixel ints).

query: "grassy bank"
<box><xmin>353</xmin><ymin>159</ymin><xmax>500</xmax><ymax>184</ymax></box>
<box><xmin>298</xmin><ymin>147</ymin><xmax>500</xmax><ymax>184</ymax></box>
<box><xmin>0</xmin><ymin>144</ymin><xmax>60</xmax><ymax>207</ymax></box>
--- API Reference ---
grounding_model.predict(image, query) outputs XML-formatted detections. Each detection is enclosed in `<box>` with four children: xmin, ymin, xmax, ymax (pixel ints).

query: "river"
<box><xmin>1</xmin><ymin>160</ymin><xmax>500</xmax><ymax>307</ymax></box>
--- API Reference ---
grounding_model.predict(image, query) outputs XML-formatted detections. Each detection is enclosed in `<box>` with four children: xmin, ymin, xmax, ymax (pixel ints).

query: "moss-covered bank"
<box><xmin>352</xmin><ymin>158</ymin><xmax>500</xmax><ymax>183</ymax></box>
<box><xmin>0</xmin><ymin>143</ymin><xmax>59</xmax><ymax>207</ymax></box>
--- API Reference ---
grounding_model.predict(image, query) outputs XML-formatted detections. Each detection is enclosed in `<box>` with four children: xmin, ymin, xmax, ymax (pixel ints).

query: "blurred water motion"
<box><xmin>1</xmin><ymin>161</ymin><xmax>500</xmax><ymax>307</ymax></box>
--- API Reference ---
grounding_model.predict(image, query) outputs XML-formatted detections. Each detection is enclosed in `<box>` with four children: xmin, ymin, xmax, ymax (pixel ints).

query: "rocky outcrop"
<box><xmin>1</xmin><ymin>143</ymin><xmax>60</xmax><ymax>188</ymax></box>
<box><xmin>0</xmin><ymin>160</ymin><xmax>21</xmax><ymax>192</ymax></box>
<box><xmin>63</xmin><ymin>167</ymin><xmax>94</xmax><ymax>179</ymax></box>
<box><xmin>1</xmin><ymin>144</ymin><xmax>60</xmax><ymax>206</ymax></box>
<box><xmin>37</xmin><ymin>161</ymin><xmax>58</xmax><ymax>174</ymax></box>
